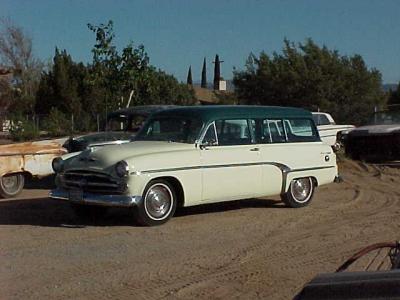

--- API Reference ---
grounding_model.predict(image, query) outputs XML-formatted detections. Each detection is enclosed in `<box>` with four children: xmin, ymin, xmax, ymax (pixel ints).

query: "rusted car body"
<box><xmin>0</xmin><ymin>139</ymin><xmax>67</xmax><ymax>198</ymax></box>
<box><xmin>0</xmin><ymin>106</ymin><xmax>174</xmax><ymax>198</ymax></box>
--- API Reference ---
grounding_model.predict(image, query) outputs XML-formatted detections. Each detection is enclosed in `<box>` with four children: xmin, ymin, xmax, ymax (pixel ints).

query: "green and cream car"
<box><xmin>50</xmin><ymin>106</ymin><xmax>338</xmax><ymax>226</ymax></box>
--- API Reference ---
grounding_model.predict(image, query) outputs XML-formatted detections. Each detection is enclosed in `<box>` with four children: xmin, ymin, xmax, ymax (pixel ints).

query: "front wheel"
<box><xmin>281</xmin><ymin>177</ymin><xmax>315</xmax><ymax>208</ymax></box>
<box><xmin>0</xmin><ymin>173</ymin><xmax>25</xmax><ymax>198</ymax></box>
<box><xmin>133</xmin><ymin>180</ymin><xmax>177</xmax><ymax>226</ymax></box>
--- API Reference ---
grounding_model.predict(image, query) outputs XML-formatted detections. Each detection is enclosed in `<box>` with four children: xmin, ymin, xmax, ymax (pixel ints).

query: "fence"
<box><xmin>0</xmin><ymin>113</ymin><xmax>104</xmax><ymax>134</ymax></box>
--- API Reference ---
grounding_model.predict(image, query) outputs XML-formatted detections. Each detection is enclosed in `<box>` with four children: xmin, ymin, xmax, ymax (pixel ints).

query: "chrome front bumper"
<box><xmin>49</xmin><ymin>189</ymin><xmax>142</xmax><ymax>207</ymax></box>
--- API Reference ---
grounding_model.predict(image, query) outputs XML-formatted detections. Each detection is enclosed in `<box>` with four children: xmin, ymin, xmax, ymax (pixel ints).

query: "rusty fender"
<box><xmin>0</xmin><ymin>140</ymin><xmax>67</xmax><ymax>177</ymax></box>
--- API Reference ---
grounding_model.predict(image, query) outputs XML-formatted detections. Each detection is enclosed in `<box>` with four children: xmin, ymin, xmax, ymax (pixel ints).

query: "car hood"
<box><xmin>73</xmin><ymin>131</ymin><xmax>133</xmax><ymax>145</ymax></box>
<box><xmin>349</xmin><ymin>124</ymin><xmax>400</xmax><ymax>136</ymax></box>
<box><xmin>64</xmin><ymin>141</ymin><xmax>194</xmax><ymax>171</ymax></box>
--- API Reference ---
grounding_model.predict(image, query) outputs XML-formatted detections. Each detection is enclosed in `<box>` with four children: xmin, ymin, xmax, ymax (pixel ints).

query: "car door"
<box><xmin>199</xmin><ymin>119</ymin><xmax>263</xmax><ymax>203</ymax></box>
<box><xmin>257</xmin><ymin>119</ymin><xmax>287</xmax><ymax>196</ymax></box>
<box><xmin>258</xmin><ymin>118</ymin><xmax>326</xmax><ymax>196</ymax></box>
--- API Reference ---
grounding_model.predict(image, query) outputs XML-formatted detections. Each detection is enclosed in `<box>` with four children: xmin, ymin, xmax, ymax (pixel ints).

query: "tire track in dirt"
<box><xmin>2</xmin><ymin>159</ymin><xmax>400</xmax><ymax>300</ymax></box>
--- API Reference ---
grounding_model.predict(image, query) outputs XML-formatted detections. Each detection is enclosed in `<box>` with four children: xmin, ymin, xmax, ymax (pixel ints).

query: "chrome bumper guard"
<box><xmin>49</xmin><ymin>189</ymin><xmax>141</xmax><ymax>207</ymax></box>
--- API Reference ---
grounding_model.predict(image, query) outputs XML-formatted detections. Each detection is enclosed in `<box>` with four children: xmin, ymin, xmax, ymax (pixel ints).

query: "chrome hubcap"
<box><xmin>144</xmin><ymin>184</ymin><xmax>173</xmax><ymax>220</ymax></box>
<box><xmin>2</xmin><ymin>175</ymin><xmax>20</xmax><ymax>194</ymax></box>
<box><xmin>291</xmin><ymin>178</ymin><xmax>312</xmax><ymax>203</ymax></box>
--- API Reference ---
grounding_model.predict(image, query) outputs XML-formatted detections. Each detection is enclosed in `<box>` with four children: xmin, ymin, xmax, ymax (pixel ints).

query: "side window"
<box><xmin>128</xmin><ymin>115</ymin><xmax>146</xmax><ymax>132</ymax></box>
<box><xmin>284</xmin><ymin>119</ymin><xmax>318</xmax><ymax>142</ymax></box>
<box><xmin>146</xmin><ymin>120</ymin><xmax>160</xmax><ymax>135</ymax></box>
<box><xmin>262</xmin><ymin>119</ymin><xmax>286</xmax><ymax>143</ymax></box>
<box><xmin>249</xmin><ymin>119</ymin><xmax>257</xmax><ymax>143</ymax></box>
<box><xmin>202</xmin><ymin>122</ymin><xmax>218</xmax><ymax>146</ymax></box>
<box><xmin>312</xmin><ymin>114</ymin><xmax>331</xmax><ymax>126</ymax></box>
<box><xmin>215</xmin><ymin>119</ymin><xmax>252</xmax><ymax>146</ymax></box>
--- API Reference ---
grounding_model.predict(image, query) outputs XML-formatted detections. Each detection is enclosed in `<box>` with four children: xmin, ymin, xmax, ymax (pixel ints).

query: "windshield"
<box><xmin>368</xmin><ymin>111</ymin><xmax>400</xmax><ymax>125</ymax></box>
<box><xmin>135</xmin><ymin>117</ymin><xmax>203</xmax><ymax>143</ymax></box>
<box><xmin>106</xmin><ymin>114</ymin><xmax>147</xmax><ymax>132</ymax></box>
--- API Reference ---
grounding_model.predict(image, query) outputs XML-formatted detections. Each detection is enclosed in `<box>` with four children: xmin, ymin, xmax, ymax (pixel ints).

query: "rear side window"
<box><xmin>284</xmin><ymin>119</ymin><xmax>319</xmax><ymax>142</ymax></box>
<box><xmin>312</xmin><ymin>114</ymin><xmax>331</xmax><ymax>126</ymax></box>
<box><xmin>261</xmin><ymin>118</ymin><xmax>318</xmax><ymax>143</ymax></box>
<box><xmin>262</xmin><ymin>119</ymin><xmax>286</xmax><ymax>143</ymax></box>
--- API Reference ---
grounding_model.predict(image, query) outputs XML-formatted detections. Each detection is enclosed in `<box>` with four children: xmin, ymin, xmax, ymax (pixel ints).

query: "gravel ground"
<box><xmin>1</xmin><ymin>159</ymin><xmax>399</xmax><ymax>299</ymax></box>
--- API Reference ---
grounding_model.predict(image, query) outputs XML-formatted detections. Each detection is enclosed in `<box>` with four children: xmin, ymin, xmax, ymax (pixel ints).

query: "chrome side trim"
<box><xmin>49</xmin><ymin>189</ymin><xmax>141</xmax><ymax>207</ymax></box>
<box><xmin>132</xmin><ymin>162</ymin><xmax>335</xmax><ymax>195</ymax></box>
<box><xmin>282</xmin><ymin>165</ymin><xmax>335</xmax><ymax>194</ymax></box>
<box><xmin>135</xmin><ymin>162</ymin><xmax>334</xmax><ymax>175</ymax></box>
<box><xmin>289</xmin><ymin>166</ymin><xmax>335</xmax><ymax>173</ymax></box>
<box><xmin>317</xmin><ymin>126</ymin><xmax>354</xmax><ymax>132</ymax></box>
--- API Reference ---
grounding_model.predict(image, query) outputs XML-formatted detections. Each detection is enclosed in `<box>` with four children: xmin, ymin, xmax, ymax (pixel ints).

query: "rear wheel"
<box><xmin>0</xmin><ymin>173</ymin><xmax>25</xmax><ymax>198</ymax></box>
<box><xmin>281</xmin><ymin>177</ymin><xmax>314</xmax><ymax>208</ymax></box>
<box><xmin>133</xmin><ymin>180</ymin><xmax>177</xmax><ymax>226</ymax></box>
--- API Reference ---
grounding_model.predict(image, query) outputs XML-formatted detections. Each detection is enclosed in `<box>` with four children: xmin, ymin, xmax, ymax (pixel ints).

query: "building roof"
<box><xmin>193</xmin><ymin>87</ymin><xmax>219</xmax><ymax>104</ymax></box>
<box><xmin>152</xmin><ymin>105</ymin><xmax>312</xmax><ymax>123</ymax></box>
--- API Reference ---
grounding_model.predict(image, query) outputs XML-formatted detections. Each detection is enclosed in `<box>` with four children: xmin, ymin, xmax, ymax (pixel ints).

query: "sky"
<box><xmin>2</xmin><ymin>0</ymin><xmax>400</xmax><ymax>84</ymax></box>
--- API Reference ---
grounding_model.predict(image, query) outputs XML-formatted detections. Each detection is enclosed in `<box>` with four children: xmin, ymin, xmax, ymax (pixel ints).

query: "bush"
<box><xmin>42</xmin><ymin>108</ymin><xmax>72</xmax><ymax>137</ymax></box>
<box><xmin>9</xmin><ymin>115</ymin><xmax>39</xmax><ymax>142</ymax></box>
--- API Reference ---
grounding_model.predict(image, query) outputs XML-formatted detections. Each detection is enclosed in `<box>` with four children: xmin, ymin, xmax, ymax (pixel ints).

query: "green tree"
<box><xmin>35</xmin><ymin>20</ymin><xmax>195</xmax><ymax>136</ymax></box>
<box><xmin>86</xmin><ymin>20</ymin><xmax>194</xmax><ymax>109</ymax></box>
<box><xmin>35</xmin><ymin>48</ymin><xmax>84</xmax><ymax>116</ymax></box>
<box><xmin>187</xmin><ymin>66</ymin><xmax>193</xmax><ymax>86</ymax></box>
<box><xmin>0</xmin><ymin>18</ymin><xmax>42</xmax><ymax>114</ymax></box>
<box><xmin>35</xmin><ymin>48</ymin><xmax>93</xmax><ymax>132</ymax></box>
<box><xmin>233</xmin><ymin>39</ymin><xmax>386</xmax><ymax>125</ymax></box>
<box><xmin>201</xmin><ymin>57</ymin><xmax>207</xmax><ymax>88</ymax></box>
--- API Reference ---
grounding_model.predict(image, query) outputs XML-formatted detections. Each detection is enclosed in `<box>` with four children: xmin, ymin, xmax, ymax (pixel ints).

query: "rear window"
<box><xmin>261</xmin><ymin>118</ymin><xmax>319</xmax><ymax>143</ymax></box>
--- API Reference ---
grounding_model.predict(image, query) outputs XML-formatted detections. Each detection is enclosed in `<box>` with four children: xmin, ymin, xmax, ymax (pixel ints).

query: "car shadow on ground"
<box><xmin>24</xmin><ymin>175</ymin><xmax>56</xmax><ymax>190</ymax></box>
<box><xmin>0</xmin><ymin>197</ymin><xmax>285</xmax><ymax>227</ymax></box>
<box><xmin>175</xmin><ymin>198</ymin><xmax>285</xmax><ymax>217</ymax></box>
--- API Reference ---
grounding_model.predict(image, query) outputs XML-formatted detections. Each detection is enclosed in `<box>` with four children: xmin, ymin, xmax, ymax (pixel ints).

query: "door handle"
<box><xmin>250</xmin><ymin>147</ymin><xmax>260</xmax><ymax>151</ymax></box>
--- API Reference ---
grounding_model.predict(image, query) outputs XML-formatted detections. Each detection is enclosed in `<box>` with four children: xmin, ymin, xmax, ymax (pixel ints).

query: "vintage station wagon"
<box><xmin>50</xmin><ymin>106</ymin><xmax>338</xmax><ymax>226</ymax></box>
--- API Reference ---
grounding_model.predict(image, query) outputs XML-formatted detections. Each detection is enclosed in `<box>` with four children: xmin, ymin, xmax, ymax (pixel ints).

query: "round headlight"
<box><xmin>115</xmin><ymin>160</ymin><xmax>129</xmax><ymax>177</ymax></box>
<box><xmin>52</xmin><ymin>157</ymin><xmax>64</xmax><ymax>173</ymax></box>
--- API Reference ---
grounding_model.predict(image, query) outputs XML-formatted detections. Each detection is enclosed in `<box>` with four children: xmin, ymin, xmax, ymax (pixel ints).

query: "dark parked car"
<box><xmin>63</xmin><ymin>105</ymin><xmax>175</xmax><ymax>153</ymax></box>
<box><xmin>344</xmin><ymin>109</ymin><xmax>400</xmax><ymax>161</ymax></box>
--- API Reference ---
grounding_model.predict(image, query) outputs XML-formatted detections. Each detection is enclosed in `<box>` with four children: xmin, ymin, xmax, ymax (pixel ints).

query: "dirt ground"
<box><xmin>1</xmin><ymin>159</ymin><xmax>400</xmax><ymax>300</ymax></box>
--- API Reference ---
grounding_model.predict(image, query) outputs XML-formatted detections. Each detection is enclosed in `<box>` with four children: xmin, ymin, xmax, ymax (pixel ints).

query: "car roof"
<box><xmin>151</xmin><ymin>105</ymin><xmax>312</xmax><ymax>123</ymax></box>
<box><xmin>107</xmin><ymin>105</ymin><xmax>177</xmax><ymax>118</ymax></box>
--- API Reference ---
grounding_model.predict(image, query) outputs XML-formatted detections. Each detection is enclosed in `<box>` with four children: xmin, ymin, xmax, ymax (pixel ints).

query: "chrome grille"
<box><xmin>62</xmin><ymin>170</ymin><xmax>127</xmax><ymax>194</ymax></box>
